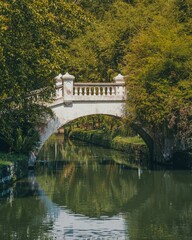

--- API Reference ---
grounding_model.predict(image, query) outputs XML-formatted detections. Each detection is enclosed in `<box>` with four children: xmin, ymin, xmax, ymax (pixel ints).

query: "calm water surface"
<box><xmin>0</xmin><ymin>135</ymin><xmax>192</xmax><ymax>240</ymax></box>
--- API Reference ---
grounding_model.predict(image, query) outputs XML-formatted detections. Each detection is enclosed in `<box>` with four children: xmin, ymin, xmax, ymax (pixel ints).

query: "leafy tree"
<box><xmin>1</xmin><ymin>0</ymin><xmax>191</xmax><ymax>158</ymax></box>
<box><xmin>66</xmin><ymin>0</ymin><xmax>151</xmax><ymax>82</ymax></box>
<box><xmin>0</xmin><ymin>0</ymin><xmax>90</xmax><ymax>153</ymax></box>
<box><xmin>72</xmin><ymin>0</ymin><xmax>116</xmax><ymax>19</ymax></box>
<box><xmin>122</xmin><ymin>12</ymin><xmax>192</xmax><ymax>152</ymax></box>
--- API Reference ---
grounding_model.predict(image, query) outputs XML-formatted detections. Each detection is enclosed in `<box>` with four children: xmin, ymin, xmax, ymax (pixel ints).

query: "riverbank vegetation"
<box><xmin>69</xmin><ymin>129</ymin><xmax>148</xmax><ymax>158</ymax></box>
<box><xmin>0</xmin><ymin>0</ymin><xmax>191</xmax><ymax>163</ymax></box>
<box><xmin>0</xmin><ymin>153</ymin><xmax>27</xmax><ymax>168</ymax></box>
<box><xmin>64</xmin><ymin>115</ymin><xmax>149</xmax><ymax>161</ymax></box>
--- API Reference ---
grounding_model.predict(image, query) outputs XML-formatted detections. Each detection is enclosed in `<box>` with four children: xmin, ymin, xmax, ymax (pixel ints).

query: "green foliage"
<box><xmin>0</xmin><ymin>152</ymin><xmax>26</xmax><ymax>162</ymax></box>
<box><xmin>66</xmin><ymin>1</ymin><xmax>150</xmax><ymax>81</ymax></box>
<box><xmin>0</xmin><ymin>0</ymin><xmax>90</xmax><ymax>152</ymax></box>
<box><xmin>68</xmin><ymin>128</ymin><xmax>149</xmax><ymax>159</ymax></box>
<box><xmin>121</xmin><ymin>1</ymin><xmax>192</xmax><ymax>150</ymax></box>
<box><xmin>0</xmin><ymin>100</ymin><xmax>54</xmax><ymax>153</ymax></box>
<box><xmin>65</xmin><ymin>114</ymin><xmax>135</xmax><ymax>138</ymax></box>
<box><xmin>0</xmin><ymin>160</ymin><xmax>12</xmax><ymax>167</ymax></box>
<box><xmin>0</xmin><ymin>0</ymin><xmax>191</xmax><ymax>154</ymax></box>
<box><xmin>73</xmin><ymin>0</ymin><xmax>116</xmax><ymax>19</ymax></box>
<box><xmin>113</xmin><ymin>136</ymin><xmax>145</xmax><ymax>145</ymax></box>
<box><xmin>0</xmin><ymin>152</ymin><xmax>27</xmax><ymax>168</ymax></box>
<box><xmin>111</xmin><ymin>136</ymin><xmax>148</xmax><ymax>157</ymax></box>
<box><xmin>0</xmin><ymin>0</ymin><xmax>90</xmax><ymax>96</ymax></box>
<box><xmin>69</xmin><ymin>129</ymin><xmax>112</xmax><ymax>147</ymax></box>
<box><xmin>65</xmin><ymin>0</ymin><xmax>192</xmax><ymax>154</ymax></box>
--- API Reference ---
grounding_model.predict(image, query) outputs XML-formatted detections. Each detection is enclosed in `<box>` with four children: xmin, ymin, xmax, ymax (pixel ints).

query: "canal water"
<box><xmin>0</xmin><ymin>134</ymin><xmax>192</xmax><ymax>240</ymax></box>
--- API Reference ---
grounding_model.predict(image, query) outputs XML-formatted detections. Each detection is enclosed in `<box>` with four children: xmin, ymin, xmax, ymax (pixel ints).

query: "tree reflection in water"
<box><xmin>38</xmin><ymin>134</ymin><xmax>142</xmax><ymax>167</ymax></box>
<box><xmin>0</xmin><ymin>135</ymin><xmax>192</xmax><ymax>239</ymax></box>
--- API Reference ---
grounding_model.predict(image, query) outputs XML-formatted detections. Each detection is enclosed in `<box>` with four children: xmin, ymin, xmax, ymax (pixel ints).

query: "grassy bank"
<box><xmin>68</xmin><ymin>129</ymin><xmax>149</xmax><ymax>158</ymax></box>
<box><xmin>0</xmin><ymin>152</ymin><xmax>28</xmax><ymax>189</ymax></box>
<box><xmin>0</xmin><ymin>153</ymin><xmax>27</xmax><ymax>168</ymax></box>
<box><xmin>111</xmin><ymin>136</ymin><xmax>148</xmax><ymax>154</ymax></box>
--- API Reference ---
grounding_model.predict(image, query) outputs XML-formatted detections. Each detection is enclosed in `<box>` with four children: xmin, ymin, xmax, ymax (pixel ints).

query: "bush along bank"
<box><xmin>67</xmin><ymin>129</ymin><xmax>149</xmax><ymax>162</ymax></box>
<box><xmin>0</xmin><ymin>153</ymin><xmax>28</xmax><ymax>190</ymax></box>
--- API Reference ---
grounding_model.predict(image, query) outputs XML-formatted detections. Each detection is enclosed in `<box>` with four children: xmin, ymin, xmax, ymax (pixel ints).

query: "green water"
<box><xmin>0</xmin><ymin>135</ymin><xmax>192</xmax><ymax>240</ymax></box>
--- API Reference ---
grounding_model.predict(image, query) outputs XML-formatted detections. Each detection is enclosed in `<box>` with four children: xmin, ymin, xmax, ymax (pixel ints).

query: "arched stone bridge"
<box><xmin>40</xmin><ymin>72</ymin><xmax>127</xmax><ymax>145</ymax></box>
<box><xmin>39</xmin><ymin>72</ymin><xmax>173</xmax><ymax>163</ymax></box>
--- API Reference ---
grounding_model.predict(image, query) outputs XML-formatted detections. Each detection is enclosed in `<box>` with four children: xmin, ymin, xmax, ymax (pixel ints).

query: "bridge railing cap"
<box><xmin>62</xmin><ymin>72</ymin><xmax>75</xmax><ymax>81</ymax></box>
<box><xmin>113</xmin><ymin>73</ymin><xmax>125</xmax><ymax>83</ymax></box>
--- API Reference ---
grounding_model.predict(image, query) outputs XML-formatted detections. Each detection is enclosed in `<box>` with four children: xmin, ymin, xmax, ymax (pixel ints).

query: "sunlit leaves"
<box><xmin>122</xmin><ymin>2</ymin><xmax>192</xmax><ymax>149</ymax></box>
<box><xmin>0</xmin><ymin>0</ymin><xmax>90</xmax><ymax>97</ymax></box>
<box><xmin>0</xmin><ymin>0</ymin><xmax>191</xmax><ymax>152</ymax></box>
<box><xmin>66</xmin><ymin>1</ymin><xmax>152</xmax><ymax>82</ymax></box>
<box><xmin>0</xmin><ymin>0</ymin><xmax>90</xmax><ymax>152</ymax></box>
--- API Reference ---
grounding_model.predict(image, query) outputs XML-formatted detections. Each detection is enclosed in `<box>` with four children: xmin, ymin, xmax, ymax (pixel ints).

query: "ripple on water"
<box><xmin>48</xmin><ymin>212</ymin><xmax>129</xmax><ymax>240</ymax></box>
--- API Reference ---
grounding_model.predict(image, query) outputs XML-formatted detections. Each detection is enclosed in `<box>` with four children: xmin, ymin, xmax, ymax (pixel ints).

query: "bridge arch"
<box><xmin>40</xmin><ymin>101</ymin><xmax>126</xmax><ymax>146</ymax></box>
<box><xmin>39</xmin><ymin>72</ymin><xmax>127</xmax><ymax>146</ymax></box>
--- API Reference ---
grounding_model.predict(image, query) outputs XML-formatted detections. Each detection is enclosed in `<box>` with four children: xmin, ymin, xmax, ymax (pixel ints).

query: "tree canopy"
<box><xmin>0</xmin><ymin>0</ymin><xmax>191</xmax><ymax>154</ymax></box>
<box><xmin>0</xmin><ymin>0</ymin><xmax>90</xmax><ymax>152</ymax></box>
<box><xmin>121</xmin><ymin>1</ymin><xmax>192</xmax><ymax>151</ymax></box>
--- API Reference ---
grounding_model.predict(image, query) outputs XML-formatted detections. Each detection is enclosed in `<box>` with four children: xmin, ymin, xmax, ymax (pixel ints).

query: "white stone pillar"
<box><xmin>113</xmin><ymin>73</ymin><xmax>125</xmax><ymax>96</ymax></box>
<box><xmin>62</xmin><ymin>72</ymin><xmax>75</xmax><ymax>103</ymax></box>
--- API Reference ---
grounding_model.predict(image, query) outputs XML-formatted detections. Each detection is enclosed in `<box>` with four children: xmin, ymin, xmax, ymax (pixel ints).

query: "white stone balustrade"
<box><xmin>40</xmin><ymin>73</ymin><xmax>127</xmax><ymax>145</ymax></box>
<box><xmin>54</xmin><ymin>72</ymin><xmax>126</xmax><ymax>104</ymax></box>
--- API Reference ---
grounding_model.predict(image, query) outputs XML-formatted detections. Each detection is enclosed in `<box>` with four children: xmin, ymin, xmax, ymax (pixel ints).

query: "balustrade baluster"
<box><xmin>104</xmin><ymin>87</ymin><xmax>106</xmax><ymax>95</ymax></box>
<box><xmin>107</xmin><ymin>87</ymin><xmax>110</xmax><ymax>95</ymax></box>
<box><xmin>112</xmin><ymin>87</ymin><xmax>115</xmax><ymax>95</ymax></box>
<box><xmin>60</xmin><ymin>82</ymin><xmax>125</xmax><ymax>98</ymax></box>
<box><xmin>79</xmin><ymin>87</ymin><xmax>82</xmax><ymax>95</ymax></box>
<box><xmin>98</xmin><ymin>87</ymin><xmax>101</xmax><ymax>96</ymax></box>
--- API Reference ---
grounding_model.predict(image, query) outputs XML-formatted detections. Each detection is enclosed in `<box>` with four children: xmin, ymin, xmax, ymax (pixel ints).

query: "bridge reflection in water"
<box><xmin>0</xmin><ymin>136</ymin><xmax>192</xmax><ymax>240</ymax></box>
